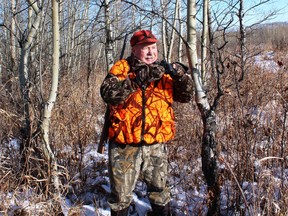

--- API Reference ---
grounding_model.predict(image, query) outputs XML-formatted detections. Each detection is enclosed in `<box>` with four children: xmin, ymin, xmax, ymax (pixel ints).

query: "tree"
<box><xmin>39</xmin><ymin>0</ymin><xmax>61</xmax><ymax>194</ymax></box>
<box><xmin>18</xmin><ymin>0</ymin><xmax>43</xmax><ymax>158</ymax></box>
<box><xmin>201</xmin><ymin>0</ymin><xmax>209</xmax><ymax>84</ymax></box>
<box><xmin>160</xmin><ymin>0</ymin><xmax>181</xmax><ymax>62</ymax></box>
<box><xmin>177</xmin><ymin>0</ymin><xmax>183</xmax><ymax>62</ymax></box>
<box><xmin>167</xmin><ymin>0</ymin><xmax>179</xmax><ymax>62</ymax></box>
<box><xmin>186</xmin><ymin>0</ymin><xmax>221</xmax><ymax>215</ymax></box>
<box><xmin>8</xmin><ymin>0</ymin><xmax>17</xmax><ymax>91</ymax></box>
<box><xmin>161</xmin><ymin>0</ymin><xmax>168</xmax><ymax>60</ymax></box>
<box><xmin>104</xmin><ymin>0</ymin><xmax>114</xmax><ymax>71</ymax></box>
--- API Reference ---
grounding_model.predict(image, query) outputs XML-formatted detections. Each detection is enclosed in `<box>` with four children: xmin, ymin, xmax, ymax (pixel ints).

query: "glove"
<box><xmin>160</xmin><ymin>60</ymin><xmax>186</xmax><ymax>79</ymax></box>
<box><xmin>149</xmin><ymin>64</ymin><xmax>165</xmax><ymax>81</ymax></box>
<box><xmin>160</xmin><ymin>60</ymin><xmax>177</xmax><ymax>76</ymax></box>
<box><xmin>133</xmin><ymin>64</ymin><xmax>165</xmax><ymax>87</ymax></box>
<box><xmin>134</xmin><ymin>65</ymin><xmax>150</xmax><ymax>86</ymax></box>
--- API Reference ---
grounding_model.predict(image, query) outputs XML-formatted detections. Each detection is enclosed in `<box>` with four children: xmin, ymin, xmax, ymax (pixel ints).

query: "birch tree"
<box><xmin>97</xmin><ymin>0</ymin><xmax>116</xmax><ymax>154</ymax></box>
<box><xmin>186</xmin><ymin>0</ymin><xmax>221</xmax><ymax>214</ymax></box>
<box><xmin>104</xmin><ymin>0</ymin><xmax>114</xmax><ymax>71</ymax></box>
<box><xmin>8</xmin><ymin>0</ymin><xmax>17</xmax><ymax>91</ymax></box>
<box><xmin>0</xmin><ymin>1</ymin><xmax>14</xmax><ymax>87</ymax></box>
<box><xmin>39</xmin><ymin>0</ymin><xmax>61</xmax><ymax>193</ymax></box>
<box><xmin>161</xmin><ymin>0</ymin><xmax>168</xmax><ymax>60</ymax></box>
<box><xmin>161</xmin><ymin>0</ymin><xmax>179</xmax><ymax>62</ymax></box>
<box><xmin>201</xmin><ymin>0</ymin><xmax>209</xmax><ymax>84</ymax></box>
<box><xmin>166</xmin><ymin>0</ymin><xmax>179</xmax><ymax>62</ymax></box>
<box><xmin>177</xmin><ymin>0</ymin><xmax>183</xmax><ymax>62</ymax></box>
<box><xmin>18</xmin><ymin>0</ymin><xmax>43</xmax><ymax>156</ymax></box>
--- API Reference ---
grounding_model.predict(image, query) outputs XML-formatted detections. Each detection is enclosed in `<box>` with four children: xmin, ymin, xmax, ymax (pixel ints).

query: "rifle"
<box><xmin>97</xmin><ymin>105</ymin><xmax>110</xmax><ymax>154</ymax></box>
<box><xmin>97</xmin><ymin>34</ymin><xmax>128</xmax><ymax>154</ymax></box>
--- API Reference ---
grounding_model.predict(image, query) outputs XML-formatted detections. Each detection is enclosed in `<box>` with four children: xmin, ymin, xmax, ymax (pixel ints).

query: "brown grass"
<box><xmin>0</xmin><ymin>48</ymin><xmax>287</xmax><ymax>215</ymax></box>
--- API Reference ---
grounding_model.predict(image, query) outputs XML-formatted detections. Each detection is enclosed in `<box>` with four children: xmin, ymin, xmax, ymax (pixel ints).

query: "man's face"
<box><xmin>132</xmin><ymin>43</ymin><xmax>158</xmax><ymax>65</ymax></box>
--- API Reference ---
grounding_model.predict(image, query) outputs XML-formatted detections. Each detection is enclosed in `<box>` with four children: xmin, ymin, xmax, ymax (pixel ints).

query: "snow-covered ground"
<box><xmin>1</xmin><ymin>51</ymin><xmax>287</xmax><ymax>215</ymax></box>
<box><xmin>254</xmin><ymin>51</ymin><xmax>284</xmax><ymax>72</ymax></box>
<box><xmin>1</xmin><ymin>139</ymin><xmax>288</xmax><ymax>216</ymax></box>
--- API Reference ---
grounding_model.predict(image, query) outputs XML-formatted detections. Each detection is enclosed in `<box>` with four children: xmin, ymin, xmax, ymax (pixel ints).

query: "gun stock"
<box><xmin>98</xmin><ymin>34</ymin><xmax>127</xmax><ymax>154</ymax></box>
<box><xmin>97</xmin><ymin>106</ymin><xmax>110</xmax><ymax>154</ymax></box>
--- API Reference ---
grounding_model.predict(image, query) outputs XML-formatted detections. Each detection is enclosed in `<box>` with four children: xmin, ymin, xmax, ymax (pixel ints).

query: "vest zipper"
<box><xmin>141</xmin><ymin>85</ymin><xmax>146</xmax><ymax>142</ymax></box>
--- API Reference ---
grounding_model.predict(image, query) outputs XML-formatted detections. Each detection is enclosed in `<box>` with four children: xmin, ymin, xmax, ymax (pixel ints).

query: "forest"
<box><xmin>0</xmin><ymin>0</ymin><xmax>287</xmax><ymax>215</ymax></box>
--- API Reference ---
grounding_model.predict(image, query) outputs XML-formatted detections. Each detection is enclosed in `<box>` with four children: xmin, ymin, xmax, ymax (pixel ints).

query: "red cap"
<box><xmin>130</xmin><ymin>30</ymin><xmax>158</xmax><ymax>47</ymax></box>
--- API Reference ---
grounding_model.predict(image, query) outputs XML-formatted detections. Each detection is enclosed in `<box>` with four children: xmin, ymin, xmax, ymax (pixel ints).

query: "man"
<box><xmin>100</xmin><ymin>29</ymin><xmax>193</xmax><ymax>216</ymax></box>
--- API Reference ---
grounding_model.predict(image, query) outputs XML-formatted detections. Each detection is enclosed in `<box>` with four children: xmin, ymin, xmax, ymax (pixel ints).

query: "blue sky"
<box><xmin>246</xmin><ymin>0</ymin><xmax>288</xmax><ymax>24</ymax></box>
<box><xmin>209</xmin><ymin>0</ymin><xmax>288</xmax><ymax>27</ymax></box>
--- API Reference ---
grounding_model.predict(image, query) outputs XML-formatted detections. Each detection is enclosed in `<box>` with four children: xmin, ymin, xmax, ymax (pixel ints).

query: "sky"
<box><xmin>209</xmin><ymin>0</ymin><xmax>288</xmax><ymax>27</ymax></box>
<box><xmin>245</xmin><ymin>0</ymin><xmax>288</xmax><ymax>24</ymax></box>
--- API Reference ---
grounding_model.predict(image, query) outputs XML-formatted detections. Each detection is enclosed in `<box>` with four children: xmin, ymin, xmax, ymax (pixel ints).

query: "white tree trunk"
<box><xmin>40</xmin><ymin>0</ymin><xmax>61</xmax><ymax>193</ymax></box>
<box><xmin>10</xmin><ymin>0</ymin><xmax>16</xmax><ymax>75</ymax></box>
<box><xmin>104</xmin><ymin>0</ymin><xmax>114</xmax><ymax>71</ymax></box>
<box><xmin>161</xmin><ymin>0</ymin><xmax>167</xmax><ymax>60</ymax></box>
<box><xmin>18</xmin><ymin>0</ymin><xmax>43</xmax><ymax>141</ymax></box>
<box><xmin>201</xmin><ymin>0</ymin><xmax>209</xmax><ymax>84</ymax></box>
<box><xmin>186</xmin><ymin>0</ymin><xmax>208</xmax><ymax>108</ymax></box>
<box><xmin>167</xmin><ymin>0</ymin><xmax>179</xmax><ymax>62</ymax></box>
<box><xmin>186</xmin><ymin>0</ymin><xmax>220</xmax><ymax>214</ymax></box>
<box><xmin>177</xmin><ymin>0</ymin><xmax>183</xmax><ymax>62</ymax></box>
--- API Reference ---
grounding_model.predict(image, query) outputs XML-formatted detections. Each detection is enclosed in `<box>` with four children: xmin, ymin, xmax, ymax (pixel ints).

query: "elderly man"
<box><xmin>100</xmin><ymin>29</ymin><xmax>193</xmax><ymax>216</ymax></box>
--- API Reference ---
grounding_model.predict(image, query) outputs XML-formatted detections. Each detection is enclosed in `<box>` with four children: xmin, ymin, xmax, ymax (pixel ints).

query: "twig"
<box><xmin>258</xmin><ymin>156</ymin><xmax>283</xmax><ymax>163</ymax></box>
<box><xmin>219</xmin><ymin>155</ymin><xmax>250</xmax><ymax>213</ymax></box>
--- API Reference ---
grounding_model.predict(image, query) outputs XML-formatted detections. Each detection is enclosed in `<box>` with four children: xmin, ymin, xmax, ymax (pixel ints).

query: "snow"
<box><xmin>1</xmin><ymin>140</ymin><xmax>205</xmax><ymax>215</ymax></box>
<box><xmin>2</xmin><ymin>134</ymin><xmax>288</xmax><ymax>216</ymax></box>
<box><xmin>253</xmin><ymin>51</ymin><xmax>282</xmax><ymax>72</ymax></box>
<box><xmin>1</xmin><ymin>52</ymin><xmax>287</xmax><ymax>215</ymax></box>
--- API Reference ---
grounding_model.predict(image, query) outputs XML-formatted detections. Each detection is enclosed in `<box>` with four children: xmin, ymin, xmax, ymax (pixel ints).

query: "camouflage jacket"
<box><xmin>100</xmin><ymin>56</ymin><xmax>193</xmax><ymax>144</ymax></box>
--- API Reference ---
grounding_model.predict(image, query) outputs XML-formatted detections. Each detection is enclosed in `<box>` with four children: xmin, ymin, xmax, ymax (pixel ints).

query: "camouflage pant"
<box><xmin>108</xmin><ymin>142</ymin><xmax>170</xmax><ymax>211</ymax></box>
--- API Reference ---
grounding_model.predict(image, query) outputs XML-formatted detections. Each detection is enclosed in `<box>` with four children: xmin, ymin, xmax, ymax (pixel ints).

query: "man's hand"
<box><xmin>133</xmin><ymin>64</ymin><xmax>165</xmax><ymax>87</ymax></box>
<box><xmin>149</xmin><ymin>64</ymin><xmax>165</xmax><ymax>81</ymax></box>
<box><xmin>134</xmin><ymin>65</ymin><xmax>150</xmax><ymax>85</ymax></box>
<box><xmin>160</xmin><ymin>60</ymin><xmax>187</xmax><ymax>79</ymax></box>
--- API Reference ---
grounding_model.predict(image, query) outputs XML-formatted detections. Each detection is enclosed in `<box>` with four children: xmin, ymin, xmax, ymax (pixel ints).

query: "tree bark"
<box><xmin>186</xmin><ymin>0</ymin><xmax>220</xmax><ymax>215</ymax></box>
<box><xmin>104</xmin><ymin>0</ymin><xmax>114</xmax><ymax>71</ymax></box>
<box><xmin>39</xmin><ymin>0</ymin><xmax>61</xmax><ymax>193</ymax></box>
<box><xmin>238</xmin><ymin>0</ymin><xmax>246</xmax><ymax>81</ymax></box>
<box><xmin>177</xmin><ymin>0</ymin><xmax>183</xmax><ymax>62</ymax></box>
<box><xmin>167</xmin><ymin>0</ymin><xmax>179</xmax><ymax>62</ymax></box>
<box><xmin>18</xmin><ymin>0</ymin><xmax>43</xmax><ymax>152</ymax></box>
<box><xmin>9</xmin><ymin>0</ymin><xmax>16</xmax><ymax>89</ymax></box>
<box><xmin>161</xmin><ymin>0</ymin><xmax>168</xmax><ymax>60</ymax></box>
<box><xmin>201</xmin><ymin>0</ymin><xmax>209</xmax><ymax>84</ymax></box>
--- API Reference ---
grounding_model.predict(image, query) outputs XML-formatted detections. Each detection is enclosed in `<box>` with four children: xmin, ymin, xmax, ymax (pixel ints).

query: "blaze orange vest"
<box><xmin>108</xmin><ymin>59</ymin><xmax>175</xmax><ymax>144</ymax></box>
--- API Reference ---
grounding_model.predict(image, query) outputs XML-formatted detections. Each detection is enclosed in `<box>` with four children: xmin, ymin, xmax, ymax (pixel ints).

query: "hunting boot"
<box><xmin>110</xmin><ymin>207</ymin><xmax>129</xmax><ymax>216</ymax></box>
<box><xmin>147</xmin><ymin>202</ymin><xmax>171</xmax><ymax>216</ymax></box>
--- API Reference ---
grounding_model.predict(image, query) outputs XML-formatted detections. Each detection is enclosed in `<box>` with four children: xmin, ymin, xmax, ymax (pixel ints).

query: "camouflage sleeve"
<box><xmin>100</xmin><ymin>74</ymin><xmax>134</xmax><ymax>106</ymax></box>
<box><xmin>172</xmin><ymin>63</ymin><xmax>194</xmax><ymax>103</ymax></box>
